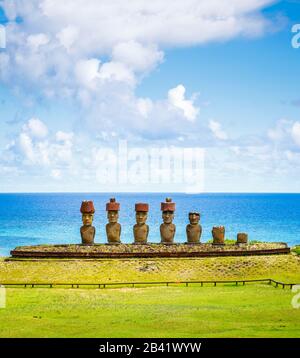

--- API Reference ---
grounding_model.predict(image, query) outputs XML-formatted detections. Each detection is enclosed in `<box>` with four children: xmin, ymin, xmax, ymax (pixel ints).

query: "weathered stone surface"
<box><xmin>106</xmin><ymin>221</ymin><xmax>121</xmax><ymax>244</ymax></box>
<box><xmin>237</xmin><ymin>233</ymin><xmax>248</xmax><ymax>244</ymax></box>
<box><xmin>80</xmin><ymin>226</ymin><xmax>95</xmax><ymax>245</ymax></box>
<box><xmin>160</xmin><ymin>197</ymin><xmax>176</xmax><ymax>212</ymax></box>
<box><xmin>212</xmin><ymin>226</ymin><xmax>225</xmax><ymax>245</ymax></box>
<box><xmin>10</xmin><ymin>242</ymin><xmax>290</xmax><ymax>259</ymax></box>
<box><xmin>134</xmin><ymin>203</ymin><xmax>149</xmax><ymax>244</ymax></box>
<box><xmin>186</xmin><ymin>212</ymin><xmax>202</xmax><ymax>244</ymax></box>
<box><xmin>106</xmin><ymin>198</ymin><xmax>121</xmax><ymax>244</ymax></box>
<box><xmin>135</xmin><ymin>203</ymin><xmax>149</xmax><ymax>212</ymax></box>
<box><xmin>80</xmin><ymin>200</ymin><xmax>95</xmax><ymax>245</ymax></box>
<box><xmin>160</xmin><ymin>198</ymin><xmax>176</xmax><ymax>244</ymax></box>
<box><xmin>80</xmin><ymin>200</ymin><xmax>95</xmax><ymax>214</ymax></box>
<box><xmin>106</xmin><ymin>197</ymin><xmax>120</xmax><ymax>211</ymax></box>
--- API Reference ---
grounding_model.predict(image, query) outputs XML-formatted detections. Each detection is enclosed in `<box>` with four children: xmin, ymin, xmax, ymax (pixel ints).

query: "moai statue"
<box><xmin>212</xmin><ymin>226</ymin><xmax>225</xmax><ymax>245</ymax></box>
<box><xmin>160</xmin><ymin>198</ymin><xmax>176</xmax><ymax>244</ymax></box>
<box><xmin>186</xmin><ymin>212</ymin><xmax>202</xmax><ymax>244</ymax></box>
<box><xmin>80</xmin><ymin>200</ymin><xmax>96</xmax><ymax>245</ymax></box>
<box><xmin>106</xmin><ymin>198</ymin><xmax>121</xmax><ymax>244</ymax></box>
<box><xmin>237</xmin><ymin>233</ymin><xmax>248</xmax><ymax>244</ymax></box>
<box><xmin>133</xmin><ymin>203</ymin><xmax>149</xmax><ymax>244</ymax></box>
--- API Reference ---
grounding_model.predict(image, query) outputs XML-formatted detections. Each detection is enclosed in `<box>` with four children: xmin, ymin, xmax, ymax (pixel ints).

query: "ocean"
<box><xmin>0</xmin><ymin>193</ymin><xmax>299</xmax><ymax>256</ymax></box>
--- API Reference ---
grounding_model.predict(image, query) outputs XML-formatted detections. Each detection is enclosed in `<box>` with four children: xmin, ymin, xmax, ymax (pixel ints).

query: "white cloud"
<box><xmin>98</xmin><ymin>61</ymin><xmax>135</xmax><ymax>85</ymax></box>
<box><xmin>75</xmin><ymin>58</ymin><xmax>101</xmax><ymax>89</ymax></box>
<box><xmin>22</xmin><ymin>118</ymin><xmax>48</xmax><ymax>138</ymax></box>
<box><xmin>27</xmin><ymin>33</ymin><xmax>49</xmax><ymax>52</ymax></box>
<box><xmin>19</xmin><ymin>132</ymin><xmax>35</xmax><ymax>162</ymax></box>
<box><xmin>15</xmin><ymin>119</ymin><xmax>74</xmax><ymax>169</ymax></box>
<box><xmin>18</xmin><ymin>131</ymin><xmax>50</xmax><ymax>166</ymax></box>
<box><xmin>30</xmin><ymin>0</ymin><xmax>275</xmax><ymax>48</ymax></box>
<box><xmin>55</xmin><ymin>131</ymin><xmax>74</xmax><ymax>142</ymax></box>
<box><xmin>209</xmin><ymin>120</ymin><xmax>228</xmax><ymax>140</ymax></box>
<box><xmin>267</xmin><ymin>118</ymin><xmax>291</xmax><ymax>141</ymax></box>
<box><xmin>0</xmin><ymin>0</ymin><xmax>276</xmax><ymax>93</ymax></box>
<box><xmin>0</xmin><ymin>0</ymin><xmax>278</xmax><ymax>142</ymax></box>
<box><xmin>1</xmin><ymin>1</ymin><xmax>298</xmax><ymax>192</ymax></box>
<box><xmin>291</xmin><ymin>121</ymin><xmax>300</xmax><ymax>147</ymax></box>
<box><xmin>74</xmin><ymin>58</ymin><xmax>135</xmax><ymax>90</ymax></box>
<box><xmin>168</xmin><ymin>84</ymin><xmax>199</xmax><ymax>121</ymax></box>
<box><xmin>137</xmin><ymin>98</ymin><xmax>153</xmax><ymax>118</ymax></box>
<box><xmin>267</xmin><ymin>119</ymin><xmax>300</xmax><ymax>148</ymax></box>
<box><xmin>51</xmin><ymin>168</ymin><xmax>62</xmax><ymax>179</ymax></box>
<box><xmin>285</xmin><ymin>150</ymin><xmax>300</xmax><ymax>162</ymax></box>
<box><xmin>112</xmin><ymin>41</ymin><xmax>164</xmax><ymax>72</ymax></box>
<box><xmin>56</xmin><ymin>25</ymin><xmax>78</xmax><ymax>52</ymax></box>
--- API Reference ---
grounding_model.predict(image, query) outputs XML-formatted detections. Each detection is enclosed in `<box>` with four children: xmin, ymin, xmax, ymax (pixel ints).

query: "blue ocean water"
<box><xmin>0</xmin><ymin>193</ymin><xmax>299</xmax><ymax>256</ymax></box>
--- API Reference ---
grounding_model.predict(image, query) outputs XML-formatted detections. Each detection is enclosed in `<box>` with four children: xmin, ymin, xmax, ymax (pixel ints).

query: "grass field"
<box><xmin>0</xmin><ymin>254</ymin><xmax>299</xmax><ymax>338</ymax></box>
<box><xmin>0</xmin><ymin>285</ymin><xmax>299</xmax><ymax>338</ymax></box>
<box><xmin>292</xmin><ymin>246</ymin><xmax>300</xmax><ymax>256</ymax></box>
<box><xmin>1</xmin><ymin>254</ymin><xmax>300</xmax><ymax>284</ymax></box>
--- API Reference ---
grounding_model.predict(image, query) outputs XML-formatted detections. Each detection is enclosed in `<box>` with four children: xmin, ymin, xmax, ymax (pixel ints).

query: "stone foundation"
<box><xmin>10</xmin><ymin>242</ymin><xmax>290</xmax><ymax>259</ymax></box>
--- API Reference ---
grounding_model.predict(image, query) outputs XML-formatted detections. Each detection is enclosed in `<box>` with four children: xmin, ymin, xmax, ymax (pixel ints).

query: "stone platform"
<box><xmin>10</xmin><ymin>242</ymin><xmax>290</xmax><ymax>259</ymax></box>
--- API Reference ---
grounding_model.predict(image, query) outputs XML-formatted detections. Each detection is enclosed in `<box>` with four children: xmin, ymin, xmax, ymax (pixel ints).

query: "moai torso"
<box><xmin>80</xmin><ymin>225</ymin><xmax>96</xmax><ymax>245</ymax></box>
<box><xmin>160</xmin><ymin>223</ymin><xmax>176</xmax><ymax>244</ymax></box>
<box><xmin>212</xmin><ymin>226</ymin><xmax>225</xmax><ymax>245</ymax></box>
<box><xmin>106</xmin><ymin>222</ymin><xmax>121</xmax><ymax>244</ymax></box>
<box><xmin>186</xmin><ymin>224</ymin><xmax>202</xmax><ymax>243</ymax></box>
<box><xmin>186</xmin><ymin>212</ymin><xmax>202</xmax><ymax>244</ymax></box>
<box><xmin>134</xmin><ymin>204</ymin><xmax>149</xmax><ymax>244</ymax></box>
<box><xmin>106</xmin><ymin>198</ymin><xmax>121</xmax><ymax>244</ymax></box>
<box><xmin>134</xmin><ymin>224</ymin><xmax>149</xmax><ymax>244</ymax></box>
<box><xmin>160</xmin><ymin>198</ymin><xmax>176</xmax><ymax>244</ymax></box>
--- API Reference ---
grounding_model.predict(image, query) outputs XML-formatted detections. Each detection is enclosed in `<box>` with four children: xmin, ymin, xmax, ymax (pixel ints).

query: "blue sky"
<box><xmin>0</xmin><ymin>0</ymin><xmax>300</xmax><ymax>192</ymax></box>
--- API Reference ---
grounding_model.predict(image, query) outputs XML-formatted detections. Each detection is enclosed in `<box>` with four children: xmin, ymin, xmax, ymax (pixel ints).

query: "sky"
<box><xmin>0</xmin><ymin>0</ymin><xmax>300</xmax><ymax>193</ymax></box>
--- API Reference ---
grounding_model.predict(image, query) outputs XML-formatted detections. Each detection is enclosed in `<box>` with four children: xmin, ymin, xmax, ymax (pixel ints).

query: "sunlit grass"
<box><xmin>1</xmin><ymin>254</ymin><xmax>299</xmax><ymax>284</ymax></box>
<box><xmin>0</xmin><ymin>285</ymin><xmax>299</xmax><ymax>338</ymax></box>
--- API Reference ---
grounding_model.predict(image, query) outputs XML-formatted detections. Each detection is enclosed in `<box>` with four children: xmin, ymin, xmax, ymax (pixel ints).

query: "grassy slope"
<box><xmin>0</xmin><ymin>285</ymin><xmax>299</xmax><ymax>338</ymax></box>
<box><xmin>292</xmin><ymin>246</ymin><xmax>300</xmax><ymax>255</ymax></box>
<box><xmin>0</xmin><ymin>254</ymin><xmax>299</xmax><ymax>338</ymax></box>
<box><xmin>1</xmin><ymin>254</ymin><xmax>300</xmax><ymax>284</ymax></box>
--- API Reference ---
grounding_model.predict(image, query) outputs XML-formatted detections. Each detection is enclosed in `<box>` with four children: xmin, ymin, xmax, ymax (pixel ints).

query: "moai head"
<box><xmin>135</xmin><ymin>203</ymin><xmax>149</xmax><ymax>225</ymax></box>
<box><xmin>189</xmin><ymin>212</ymin><xmax>200</xmax><ymax>225</ymax></box>
<box><xmin>162</xmin><ymin>211</ymin><xmax>174</xmax><ymax>224</ymax></box>
<box><xmin>161</xmin><ymin>198</ymin><xmax>175</xmax><ymax>224</ymax></box>
<box><xmin>80</xmin><ymin>201</ymin><xmax>95</xmax><ymax>226</ymax></box>
<box><xmin>106</xmin><ymin>198</ymin><xmax>120</xmax><ymax>223</ymax></box>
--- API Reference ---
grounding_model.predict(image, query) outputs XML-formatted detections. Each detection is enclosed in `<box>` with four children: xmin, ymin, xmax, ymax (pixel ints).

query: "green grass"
<box><xmin>1</xmin><ymin>254</ymin><xmax>300</xmax><ymax>284</ymax></box>
<box><xmin>292</xmin><ymin>246</ymin><xmax>300</xmax><ymax>255</ymax></box>
<box><xmin>0</xmin><ymin>285</ymin><xmax>299</xmax><ymax>338</ymax></box>
<box><xmin>207</xmin><ymin>239</ymin><xmax>237</xmax><ymax>244</ymax></box>
<box><xmin>206</xmin><ymin>239</ymin><xmax>263</xmax><ymax>245</ymax></box>
<box><xmin>0</xmin><ymin>254</ymin><xmax>299</xmax><ymax>338</ymax></box>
